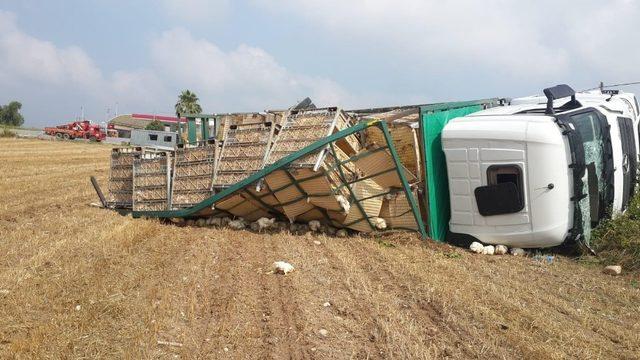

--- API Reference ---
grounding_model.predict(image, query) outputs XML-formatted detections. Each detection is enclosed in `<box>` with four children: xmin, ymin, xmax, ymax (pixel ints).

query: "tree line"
<box><xmin>0</xmin><ymin>101</ymin><xmax>24</xmax><ymax>127</ymax></box>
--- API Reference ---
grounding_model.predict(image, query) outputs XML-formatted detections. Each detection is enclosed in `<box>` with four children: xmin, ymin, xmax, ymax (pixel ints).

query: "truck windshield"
<box><xmin>561</xmin><ymin>108</ymin><xmax>612</xmax><ymax>245</ymax></box>
<box><xmin>569</xmin><ymin>110</ymin><xmax>610</xmax><ymax>220</ymax></box>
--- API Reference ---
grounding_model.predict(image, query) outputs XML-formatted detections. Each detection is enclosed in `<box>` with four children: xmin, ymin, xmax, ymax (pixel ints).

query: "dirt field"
<box><xmin>1</xmin><ymin>138</ymin><xmax>639</xmax><ymax>359</ymax></box>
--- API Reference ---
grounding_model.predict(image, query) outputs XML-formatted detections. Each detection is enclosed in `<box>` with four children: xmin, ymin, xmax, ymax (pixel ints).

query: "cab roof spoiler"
<box><xmin>544</xmin><ymin>84</ymin><xmax>580</xmax><ymax>115</ymax></box>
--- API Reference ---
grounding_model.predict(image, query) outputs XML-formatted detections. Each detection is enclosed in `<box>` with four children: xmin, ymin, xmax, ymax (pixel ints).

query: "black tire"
<box><xmin>55</xmin><ymin>133</ymin><xmax>63</xmax><ymax>139</ymax></box>
<box><xmin>63</xmin><ymin>133</ymin><xmax>71</xmax><ymax>140</ymax></box>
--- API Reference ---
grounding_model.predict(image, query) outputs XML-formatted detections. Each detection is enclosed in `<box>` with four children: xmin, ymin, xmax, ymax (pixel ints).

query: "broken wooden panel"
<box><xmin>245</xmin><ymin>187</ymin><xmax>284</xmax><ymax>214</ymax></box>
<box><xmin>171</xmin><ymin>143</ymin><xmax>216</xmax><ymax>209</ymax></box>
<box><xmin>213</xmin><ymin>193</ymin><xmax>271</xmax><ymax>222</ymax></box>
<box><xmin>379</xmin><ymin>190</ymin><xmax>419</xmax><ymax>231</ymax></box>
<box><xmin>295</xmin><ymin>208</ymin><xmax>327</xmax><ymax>223</ymax></box>
<box><xmin>342</xmin><ymin>178</ymin><xmax>385</xmax><ymax>232</ymax></box>
<box><xmin>294</xmin><ymin>168</ymin><xmax>344</xmax><ymax>211</ymax></box>
<box><xmin>365</xmin><ymin>118</ymin><xmax>421</xmax><ymax>177</ymax></box>
<box><xmin>133</xmin><ymin>153</ymin><xmax>170</xmax><ymax>211</ymax></box>
<box><xmin>264</xmin><ymin>169</ymin><xmax>314</xmax><ymax>221</ymax></box>
<box><xmin>353</xmin><ymin>149</ymin><xmax>417</xmax><ymax>189</ymax></box>
<box><xmin>107</xmin><ymin>147</ymin><xmax>141</xmax><ymax>209</ymax></box>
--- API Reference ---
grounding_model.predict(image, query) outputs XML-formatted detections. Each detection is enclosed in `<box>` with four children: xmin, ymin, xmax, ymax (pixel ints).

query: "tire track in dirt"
<box><xmin>308</xmin><ymin>237</ymin><xmax>397</xmax><ymax>358</ymax></box>
<box><xmin>378</xmin><ymin>241</ymin><xmax>639</xmax><ymax>359</ymax></box>
<box><xmin>353</xmin><ymin>242</ymin><xmax>498</xmax><ymax>358</ymax></box>
<box><xmin>192</xmin><ymin>231</ymin><xmax>266</xmax><ymax>357</ymax></box>
<box><xmin>190</xmin><ymin>234</ymin><xmax>238</xmax><ymax>356</ymax></box>
<box><xmin>462</xmin><ymin>258</ymin><xmax>640</xmax><ymax>358</ymax></box>
<box><xmin>253</xmin><ymin>233</ymin><xmax>311</xmax><ymax>359</ymax></box>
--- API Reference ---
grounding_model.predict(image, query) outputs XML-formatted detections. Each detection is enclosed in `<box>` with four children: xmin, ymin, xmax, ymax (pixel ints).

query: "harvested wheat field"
<box><xmin>1</xmin><ymin>138</ymin><xmax>640</xmax><ymax>359</ymax></box>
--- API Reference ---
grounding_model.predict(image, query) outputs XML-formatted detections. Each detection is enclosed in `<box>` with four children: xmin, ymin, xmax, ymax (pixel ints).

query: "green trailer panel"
<box><xmin>420</xmin><ymin>101</ymin><xmax>499</xmax><ymax>241</ymax></box>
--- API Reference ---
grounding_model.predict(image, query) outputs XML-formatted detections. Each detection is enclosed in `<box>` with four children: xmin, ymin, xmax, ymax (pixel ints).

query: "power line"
<box><xmin>581</xmin><ymin>81</ymin><xmax>640</xmax><ymax>92</ymax></box>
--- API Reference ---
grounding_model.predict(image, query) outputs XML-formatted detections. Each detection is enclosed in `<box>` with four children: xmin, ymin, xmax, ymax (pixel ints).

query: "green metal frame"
<box><xmin>180</xmin><ymin>113</ymin><xmax>218</xmax><ymax>144</ymax></box>
<box><xmin>328</xmin><ymin>142</ymin><xmax>376</xmax><ymax>231</ymax></box>
<box><xmin>126</xmin><ymin>119</ymin><xmax>427</xmax><ymax>238</ymax></box>
<box><xmin>187</xmin><ymin>118</ymin><xmax>197</xmax><ymax>143</ymax></box>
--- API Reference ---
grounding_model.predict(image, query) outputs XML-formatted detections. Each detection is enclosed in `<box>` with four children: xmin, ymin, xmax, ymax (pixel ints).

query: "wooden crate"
<box><xmin>353</xmin><ymin>148</ymin><xmax>417</xmax><ymax>189</ymax></box>
<box><xmin>342</xmin><ymin>178</ymin><xmax>386</xmax><ymax>232</ymax></box>
<box><xmin>263</xmin><ymin>142</ymin><xmax>357</xmax><ymax>223</ymax></box>
<box><xmin>379</xmin><ymin>190</ymin><xmax>419</xmax><ymax>231</ymax></box>
<box><xmin>213</xmin><ymin>193</ymin><xmax>271</xmax><ymax>222</ymax></box>
<box><xmin>364</xmin><ymin>117</ymin><xmax>421</xmax><ymax>178</ymax></box>
<box><xmin>217</xmin><ymin>113</ymin><xmax>267</xmax><ymax>141</ymax></box>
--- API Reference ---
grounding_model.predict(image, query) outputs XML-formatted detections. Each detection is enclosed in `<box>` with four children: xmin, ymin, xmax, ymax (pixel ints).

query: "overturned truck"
<box><xmin>95</xmin><ymin>85</ymin><xmax>639</xmax><ymax>249</ymax></box>
<box><xmin>99</xmin><ymin>99</ymin><xmax>502</xmax><ymax>239</ymax></box>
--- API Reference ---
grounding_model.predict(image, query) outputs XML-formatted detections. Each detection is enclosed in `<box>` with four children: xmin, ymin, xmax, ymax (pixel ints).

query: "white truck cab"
<box><xmin>442</xmin><ymin>85</ymin><xmax>639</xmax><ymax>248</ymax></box>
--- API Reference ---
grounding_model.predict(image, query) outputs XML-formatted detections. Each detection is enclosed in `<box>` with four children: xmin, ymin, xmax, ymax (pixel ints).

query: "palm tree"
<box><xmin>174</xmin><ymin>90</ymin><xmax>203</xmax><ymax>116</ymax></box>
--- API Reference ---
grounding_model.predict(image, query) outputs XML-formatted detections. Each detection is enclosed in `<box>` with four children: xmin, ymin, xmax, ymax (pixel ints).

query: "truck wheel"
<box><xmin>63</xmin><ymin>133</ymin><xmax>71</xmax><ymax>140</ymax></box>
<box><xmin>55</xmin><ymin>133</ymin><xmax>63</xmax><ymax>139</ymax></box>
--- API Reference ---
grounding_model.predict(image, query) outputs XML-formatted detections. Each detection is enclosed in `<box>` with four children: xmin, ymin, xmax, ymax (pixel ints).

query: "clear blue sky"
<box><xmin>0</xmin><ymin>0</ymin><xmax>638</xmax><ymax>127</ymax></box>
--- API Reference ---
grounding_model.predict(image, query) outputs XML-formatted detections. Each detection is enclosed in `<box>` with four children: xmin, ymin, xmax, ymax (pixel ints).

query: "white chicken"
<box><xmin>336</xmin><ymin>195</ymin><xmax>351</xmax><ymax>214</ymax></box>
<box><xmin>273</xmin><ymin>261</ymin><xmax>295</xmax><ymax>275</ymax></box>
<box><xmin>336</xmin><ymin>229</ymin><xmax>348</xmax><ymax>238</ymax></box>
<box><xmin>371</xmin><ymin>217</ymin><xmax>387</xmax><ymax>230</ymax></box>
<box><xmin>482</xmin><ymin>245</ymin><xmax>495</xmax><ymax>255</ymax></box>
<box><xmin>469</xmin><ymin>242</ymin><xmax>484</xmax><ymax>254</ymax></box>
<box><xmin>228</xmin><ymin>219</ymin><xmax>246</xmax><ymax>230</ymax></box>
<box><xmin>308</xmin><ymin>220</ymin><xmax>322</xmax><ymax>232</ymax></box>
<box><xmin>495</xmin><ymin>245</ymin><xmax>508</xmax><ymax>255</ymax></box>
<box><xmin>254</xmin><ymin>217</ymin><xmax>276</xmax><ymax>232</ymax></box>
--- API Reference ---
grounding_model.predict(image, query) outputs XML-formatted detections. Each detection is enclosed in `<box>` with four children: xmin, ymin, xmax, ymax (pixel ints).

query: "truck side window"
<box><xmin>164</xmin><ymin>136</ymin><xmax>172</xmax><ymax>142</ymax></box>
<box><xmin>149</xmin><ymin>134</ymin><xmax>158</xmax><ymax>141</ymax></box>
<box><xmin>487</xmin><ymin>165</ymin><xmax>524</xmax><ymax>202</ymax></box>
<box><xmin>474</xmin><ymin>165</ymin><xmax>525</xmax><ymax>216</ymax></box>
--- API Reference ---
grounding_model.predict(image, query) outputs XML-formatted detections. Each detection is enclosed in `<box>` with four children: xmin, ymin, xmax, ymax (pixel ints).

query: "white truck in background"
<box><xmin>442</xmin><ymin>85</ymin><xmax>639</xmax><ymax>248</ymax></box>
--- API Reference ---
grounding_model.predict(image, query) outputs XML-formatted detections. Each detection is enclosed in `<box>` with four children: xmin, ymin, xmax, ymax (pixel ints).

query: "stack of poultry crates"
<box><xmin>132</xmin><ymin>152</ymin><xmax>171</xmax><ymax>211</ymax></box>
<box><xmin>212</xmin><ymin>121</ymin><xmax>278</xmax><ymax>221</ymax></box>
<box><xmin>171</xmin><ymin>141</ymin><xmax>217</xmax><ymax>209</ymax></box>
<box><xmin>263</xmin><ymin>108</ymin><xmax>375</xmax><ymax>227</ymax></box>
<box><xmin>216</xmin><ymin>113</ymin><xmax>267</xmax><ymax>141</ymax></box>
<box><xmin>361</xmin><ymin>108</ymin><xmax>422</xmax><ymax>231</ymax></box>
<box><xmin>106</xmin><ymin>147</ymin><xmax>141</xmax><ymax>209</ymax></box>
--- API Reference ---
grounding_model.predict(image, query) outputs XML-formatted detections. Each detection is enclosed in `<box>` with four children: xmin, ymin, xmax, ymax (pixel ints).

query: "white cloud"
<box><xmin>0</xmin><ymin>9</ymin><xmax>171</xmax><ymax>110</ymax></box>
<box><xmin>0</xmin><ymin>10</ymin><xmax>350</xmax><ymax>125</ymax></box>
<box><xmin>0</xmin><ymin>10</ymin><xmax>102</xmax><ymax>88</ymax></box>
<box><xmin>254</xmin><ymin>0</ymin><xmax>640</xmax><ymax>82</ymax></box>
<box><xmin>149</xmin><ymin>28</ymin><xmax>351</xmax><ymax>111</ymax></box>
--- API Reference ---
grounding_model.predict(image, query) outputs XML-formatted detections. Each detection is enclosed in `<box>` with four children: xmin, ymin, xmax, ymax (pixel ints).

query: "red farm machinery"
<box><xmin>44</xmin><ymin>120</ymin><xmax>107</xmax><ymax>142</ymax></box>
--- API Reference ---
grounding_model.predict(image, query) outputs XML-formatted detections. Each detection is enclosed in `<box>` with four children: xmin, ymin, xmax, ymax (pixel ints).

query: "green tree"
<box><xmin>145</xmin><ymin>120</ymin><xmax>164</xmax><ymax>131</ymax></box>
<box><xmin>174</xmin><ymin>90</ymin><xmax>202</xmax><ymax>117</ymax></box>
<box><xmin>0</xmin><ymin>101</ymin><xmax>25</xmax><ymax>127</ymax></box>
